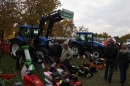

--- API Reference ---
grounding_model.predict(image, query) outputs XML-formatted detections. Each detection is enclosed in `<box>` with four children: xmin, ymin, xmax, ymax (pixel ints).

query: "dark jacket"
<box><xmin>49</xmin><ymin>44</ymin><xmax>63</xmax><ymax>58</ymax></box>
<box><xmin>104</xmin><ymin>44</ymin><xmax>118</xmax><ymax>60</ymax></box>
<box><xmin>116</xmin><ymin>50</ymin><xmax>129</xmax><ymax>63</ymax></box>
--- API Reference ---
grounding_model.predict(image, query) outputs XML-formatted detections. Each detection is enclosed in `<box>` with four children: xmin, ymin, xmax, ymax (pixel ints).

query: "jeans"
<box><xmin>119</xmin><ymin>63</ymin><xmax>129</xmax><ymax>85</ymax></box>
<box><xmin>104</xmin><ymin>59</ymin><xmax>115</xmax><ymax>82</ymax></box>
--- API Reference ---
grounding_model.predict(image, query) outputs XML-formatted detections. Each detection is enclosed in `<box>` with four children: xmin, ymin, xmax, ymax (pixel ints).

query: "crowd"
<box><xmin>103</xmin><ymin>39</ymin><xmax>130</xmax><ymax>86</ymax></box>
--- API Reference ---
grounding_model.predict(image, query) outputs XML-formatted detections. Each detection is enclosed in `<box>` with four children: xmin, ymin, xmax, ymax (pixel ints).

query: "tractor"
<box><xmin>10</xmin><ymin>25</ymin><xmax>49</xmax><ymax>57</ymax></box>
<box><xmin>70</xmin><ymin>32</ymin><xmax>105</xmax><ymax>58</ymax></box>
<box><xmin>10</xmin><ymin>9</ymin><xmax>74</xmax><ymax>65</ymax></box>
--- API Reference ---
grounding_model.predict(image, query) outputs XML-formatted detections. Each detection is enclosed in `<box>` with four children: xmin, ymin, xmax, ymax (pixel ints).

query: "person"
<box><xmin>114</xmin><ymin>42</ymin><xmax>120</xmax><ymax>71</ymax></box>
<box><xmin>49</xmin><ymin>40</ymin><xmax>62</xmax><ymax>65</ymax></box>
<box><xmin>60</xmin><ymin>42</ymin><xmax>73</xmax><ymax>69</ymax></box>
<box><xmin>103</xmin><ymin>39</ymin><xmax>118</xmax><ymax>83</ymax></box>
<box><xmin>13</xmin><ymin>23</ymin><xmax>20</xmax><ymax>36</ymax></box>
<box><xmin>49</xmin><ymin>40</ymin><xmax>63</xmax><ymax>58</ymax></box>
<box><xmin>116</xmin><ymin>44</ymin><xmax>130</xmax><ymax>86</ymax></box>
<box><xmin>53</xmin><ymin>40</ymin><xmax>63</xmax><ymax>58</ymax></box>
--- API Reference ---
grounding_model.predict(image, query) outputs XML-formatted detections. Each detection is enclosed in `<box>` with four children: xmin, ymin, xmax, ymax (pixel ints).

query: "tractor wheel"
<box><xmin>34</xmin><ymin>47</ymin><xmax>49</xmax><ymax>63</ymax></box>
<box><xmin>71</xmin><ymin>44</ymin><xmax>82</xmax><ymax>56</ymax></box>
<box><xmin>10</xmin><ymin>40</ymin><xmax>22</xmax><ymax>57</ymax></box>
<box><xmin>92</xmin><ymin>49</ymin><xmax>102</xmax><ymax>59</ymax></box>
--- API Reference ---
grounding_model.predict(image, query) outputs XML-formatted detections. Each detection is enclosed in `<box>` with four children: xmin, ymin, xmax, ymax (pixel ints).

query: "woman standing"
<box><xmin>116</xmin><ymin>44</ymin><xmax>130</xmax><ymax>86</ymax></box>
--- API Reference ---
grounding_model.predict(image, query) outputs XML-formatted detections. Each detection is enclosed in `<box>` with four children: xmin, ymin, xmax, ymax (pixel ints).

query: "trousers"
<box><xmin>104</xmin><ymin>59</ymin><xmax>115</xmax><ymax>82</ymax></box>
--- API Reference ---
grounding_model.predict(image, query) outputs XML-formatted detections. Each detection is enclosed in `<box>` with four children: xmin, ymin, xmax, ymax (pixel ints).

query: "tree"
<box><xmin>0</xmin><ymin>0</ymin><xmax>18</xmax><ymax>35</ymax></box>
<box><xmin>51</xmin><ymin>19</ymin><xmax>75</xmax><ymax>37</ymax></box>
<box><xmin>21</xmin><ymin>0</ymin><xmax>61</xmax><ymax>25</ymax></box>
<box><xmin>120</xmin><ymin>34</ymin><xmax>130</xmax><ymax>42</ymax></box>
<box><xmin>0</xmin><ymin>0</ymin><xmax>61</xmax><ymax>36</ymax></box>
<box><xmin>102</xmin><ymin>32</ymin><xmax>109</xmax><ymax>38</ymax></box>
<box><xmin>78</xmin><ymin>26</ymin><xmax>89</xmax><ymax>32</ymax></box>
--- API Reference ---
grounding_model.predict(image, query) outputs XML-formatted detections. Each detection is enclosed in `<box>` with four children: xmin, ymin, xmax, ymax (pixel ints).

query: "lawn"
<box><xmin>1</xmin><ymin>54</ymin><xmax>130</xmax><ymax>86</ymax></box>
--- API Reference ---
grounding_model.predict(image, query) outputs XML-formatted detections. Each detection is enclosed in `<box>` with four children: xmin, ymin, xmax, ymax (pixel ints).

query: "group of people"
<box><xmin>49</xmin><ymin>39</ymin><xmax>130</xmax><ymax>86</ymax></box>
<box><xmin>103</xmin><ymin>39</ymin><xmax>130</xmax><ymax>86</ymax></box>
<box><xmin>48</xmin><ymin>40</ymin><xmax>73</xmax><ymax>70</ymax></box>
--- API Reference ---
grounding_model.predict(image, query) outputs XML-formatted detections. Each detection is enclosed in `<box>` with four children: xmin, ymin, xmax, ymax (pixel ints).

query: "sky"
<box><xmin>58</xmin><ymin>0</ymin><xmax>130</xmax><ymax>37</ymax></box>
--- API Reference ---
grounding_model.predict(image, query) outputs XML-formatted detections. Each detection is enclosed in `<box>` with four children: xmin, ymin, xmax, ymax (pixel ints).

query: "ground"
<box><xmin>0</xmin><ymin>54</ymin><xmax>130</xmax><ymax>86</ymax></box>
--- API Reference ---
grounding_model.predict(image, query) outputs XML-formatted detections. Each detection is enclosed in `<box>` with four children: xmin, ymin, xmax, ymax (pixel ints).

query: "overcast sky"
<box><xmin>58</xmin><ymin>0</ymin><xmax>130</xmax><ymax>37</ymax></box>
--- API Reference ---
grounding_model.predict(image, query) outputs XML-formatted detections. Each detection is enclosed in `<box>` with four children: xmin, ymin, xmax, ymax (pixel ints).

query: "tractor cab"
<box><xmin>17</xmin><ymin>25</ymin><xmax>40</xmax><ymax>45</ymax></box>
<box><xmin>19</xmin><ymin>25</ymin><xmax>39</xmax><ymax>38</ymax></box>
<box><xmin>76</xmin><ymin>32</ymin><xmax>93</xmax><ymax>50</ymax></box>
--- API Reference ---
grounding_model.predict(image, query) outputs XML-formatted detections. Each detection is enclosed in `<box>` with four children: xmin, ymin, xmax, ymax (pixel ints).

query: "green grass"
<box><xmin>1</xmin><ymin>54</ymin><xmax>130</xmax><ymax>86</ymax></box>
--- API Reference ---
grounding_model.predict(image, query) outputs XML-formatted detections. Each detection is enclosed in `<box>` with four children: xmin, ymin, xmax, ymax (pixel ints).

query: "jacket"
<box><xmin>104</xmin><ymin>44</ymin><xmax>118</xmax><ymax>60</ymax></box>
<box><xmin>49</xmin><ymin>44</ymin><xmax>62</xmax><ymax>58</ymax></box>
<box><xmin>116</xmin><ymin>50</ymin><xmax>129</xmax><ymax>63</ymax></box>
<box><xmin>60</xmin><ymin>48</ymin><xmax>73</xmax><ymax>62</ymax></box>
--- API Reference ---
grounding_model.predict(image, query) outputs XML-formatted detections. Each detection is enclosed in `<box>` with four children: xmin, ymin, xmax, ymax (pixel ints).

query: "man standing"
<box><xmin>104</xmin><ymin>39</ymin><xmax>118</xmax><ymax>83</ymax></box>
<box><xmin>49</xmin><ymin>41</ymin><xmax>62</xmax><ymax>65</ymax></box>
<box><xmin>60</xmin><ymin>42</ymin><xmax>73</xmax><ymax>69</ymax></box>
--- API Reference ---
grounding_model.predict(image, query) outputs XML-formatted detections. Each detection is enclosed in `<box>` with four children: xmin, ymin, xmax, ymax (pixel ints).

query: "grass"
<box><xmin>1</xmin><ymin>54</ymin><xmax>130</xmax><ymax>86</ymax></box>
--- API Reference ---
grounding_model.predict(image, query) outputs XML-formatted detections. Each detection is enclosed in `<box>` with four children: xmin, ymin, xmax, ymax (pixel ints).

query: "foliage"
<box><xmin>78</xmin><ymin>26</ymin><xmax>89</xmax><ymax>32</ymax></box>
<box><xmin>21</xmin><ymin>0</ymin><xmax>61</xmax><ymax>25</ymax></box>
<box><xmin>114</xmin><ymin>36</ymin><xmax>122</xmax><ymax>42</ymax></box>
<box><xmin>0</xmin><ymin>0</ymin><xmax>76</xmax><ymax>38</ymax></box>
<box><xmin>120</xmin><ymin>33</ymin><xmax>130</xmax><ymax>42</ymax></box>
<box><xmin>94</xmin><ymin>32</ymin><xmax>111</xmax><ymax>38</ymax></box>
<box><xmin>1</xmin><ymin>0</ymin><xmax>129</xmax><ymax>40</ymax></box>
<box><xmin>0</xmin><ymin>0</ymin><xmax>17</xmax><ymax>35</ymax></box>
<box><xmin>0</xmin><ymin>0</ymin><xmax>61</xmax><ymax>36</ymax></box>
<box><xmin>51</xmin><ymin>19</ymin><xmax>75</xmax><ymax>37</ymax></box>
